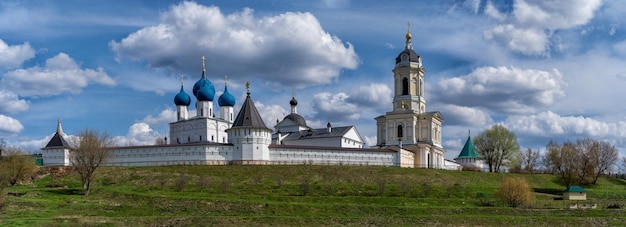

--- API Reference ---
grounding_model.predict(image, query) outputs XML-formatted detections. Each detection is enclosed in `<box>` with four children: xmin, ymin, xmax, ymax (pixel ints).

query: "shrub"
<box><xmin>0</xmin><ymin>171</ymin><xmax>9</xmax><ymax>211</ymax></box>
<box><xmin>173</xmin><ymin>174</ymin><xmax>188</xmax><ymax>191</ymax></box>
<box><xmin>0</xmin><ymin>147</ymin><xmax>38</xmax><ymax>186</ymax></box>
<box><xmin>461</xmin><ymin>165</ymin><xmax>482</xmax><ymax>172</ymax></box>
<box><xmin>496</xmin><ymin>177</ymin><xmax>535</xmax><ymax>208</ymax></box>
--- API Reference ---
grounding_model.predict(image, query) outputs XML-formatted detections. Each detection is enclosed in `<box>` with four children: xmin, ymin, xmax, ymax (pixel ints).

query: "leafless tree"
<box><xmin>474</xmin><ymin>124</ymin><xmax>520</xmax><ymax>172</ymax></box>
<box><xmin>70</xmin><ymin>128</ymin><xmax>115</xmax><ymax>195</ymax></box>
<box><xmin>545</xmin><ymin>140</ymin><xmax>578</xmax><ymax>187</ymax></box>
<box><xmin>575</xmin><ymin>138</ymin><xmax>596</xmax><ymax>185</ymax></box>
<box><xmin>590</xmin><ymin>141</ymin><xmax>618</xmax><ymax>184</ymax></box>
<box><xmin>521</xmin><ymin>148</ymin><xmax>541</xmax><ymax>173</ymax></box>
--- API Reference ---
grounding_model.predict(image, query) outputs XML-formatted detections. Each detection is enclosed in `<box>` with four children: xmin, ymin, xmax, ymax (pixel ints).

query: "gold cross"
<box><xmin>246</xmin><ymin>81</ymin><xmax>250</xmax><ymax>93</ymax></box>
<box><xmin>180</xmin><ymin>75</ymin><xmax>184</xmax><ymax>85</ymax></box>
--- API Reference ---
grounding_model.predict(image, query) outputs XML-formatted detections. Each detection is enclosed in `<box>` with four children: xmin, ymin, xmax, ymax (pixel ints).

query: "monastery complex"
<box><xmin>41</xmin><ymin>28</ymin><xmax>454</xmax><ymax>169</ymax></box>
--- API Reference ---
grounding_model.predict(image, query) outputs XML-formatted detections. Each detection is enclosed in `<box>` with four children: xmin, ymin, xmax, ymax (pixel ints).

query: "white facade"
<box><xmin>169</xmin><ymin>117</ymin><xmax>232</xmax><ymax>144</ymax></box>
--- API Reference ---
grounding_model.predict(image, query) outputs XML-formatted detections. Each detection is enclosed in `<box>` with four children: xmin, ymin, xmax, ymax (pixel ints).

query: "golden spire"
<box><xmin>245</xmin><ymin>81</ymin><xmax>250</xmax><ymax>94</ymax></box>
<box><xmin>201</xmin><ymin>55</ymin><xmax>206</xmax><ymax>72</ymax></box>
<box><xmin>405</xmin><ymin>21</ymin><xmax>412</xmax><ymax>41</ymax></box>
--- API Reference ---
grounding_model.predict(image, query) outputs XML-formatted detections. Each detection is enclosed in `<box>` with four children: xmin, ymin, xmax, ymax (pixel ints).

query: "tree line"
<box><xmin>472</xmin><ymin>125</ymin><xmax>621</xmax><ymax>186</ymax></box>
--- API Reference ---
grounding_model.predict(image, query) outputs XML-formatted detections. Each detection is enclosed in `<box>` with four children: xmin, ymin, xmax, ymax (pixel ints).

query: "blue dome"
<box><xmin>218</xmin><ymin>85</ymin><xmax>236</xmax><ymax>106</ymax></box>
<box><xmin>174</xmin><ymin>85</ymin><xmax>191</xmax><ymax>106</ymax></box>
<box><xmin>196</xmin><ymin>81</ymin><xmax>215</xmax><ymax>101</ymax></box>
<box><xmin>193</xmin><ymin>71</ymin><xmax>215</xmax><ymax>101</ymax></box>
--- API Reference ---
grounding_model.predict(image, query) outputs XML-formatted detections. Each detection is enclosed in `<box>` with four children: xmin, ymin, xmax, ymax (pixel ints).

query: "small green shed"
<box><xmin>563</xmin><ymin>186</ymin><xmax>587</xmax><ymax>200</ymax></box>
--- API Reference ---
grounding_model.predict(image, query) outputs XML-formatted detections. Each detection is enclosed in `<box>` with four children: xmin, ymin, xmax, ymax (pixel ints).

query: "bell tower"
<box><xmin>392</xmin><ymin>22</ymin><xmax>426</xmax><ymax>114</ymax></box>
<box><xmin>374</xmin><ymin>22</ymin><xmax>445</xmax><ymax>169</ymax></box>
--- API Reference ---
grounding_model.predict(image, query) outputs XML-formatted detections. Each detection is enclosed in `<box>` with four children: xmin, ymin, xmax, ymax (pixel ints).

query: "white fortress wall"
<box><xmin>105</xmin><ymin>144</ymin><xmax>233</xmax><ymax>166</ymax></box>
<box><xmin>268</xmin><ymin>145</ymin><xmax>398</xmax><ymax>166</ymax></box>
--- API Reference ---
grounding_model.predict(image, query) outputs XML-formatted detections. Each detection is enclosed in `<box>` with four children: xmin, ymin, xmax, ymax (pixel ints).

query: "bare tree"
<box><xmin>521</xmin><ymin>148</ymin><xmax>540</xmax><ymax>173</ymax></box>
<box><xmin>590</xmin><ymin>141</ymin><xmax>618</xmax><ymax>184</ymax></box>
<box><xmin>70</xmin><ymin>128</ymin><xmax>115</xmax><ymax>195</ymax></box>
<box><xmin>574</xmin><ymin>138</ymin><xmax>596</xmax><ymax>185</ymax></box>
<box><xmin>473</xmin><ymin>125</ymin><xmax>520</xmax><ymax>172</ymax></box>
<box><xmin>545</xmin><ymin>140</ymin><xmax>578</xmax><ymax>187</ymax></box>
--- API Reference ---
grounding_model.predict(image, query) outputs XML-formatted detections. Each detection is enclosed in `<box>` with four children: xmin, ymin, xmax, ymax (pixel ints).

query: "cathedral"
<box><xmin>41</xmin><ymin>28</ymin><xmax>447</xmax><ymax>169</ymax></box>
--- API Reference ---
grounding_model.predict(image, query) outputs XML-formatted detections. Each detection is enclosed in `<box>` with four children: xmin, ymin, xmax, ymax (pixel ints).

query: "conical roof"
<box><xmin>457</xmin><ymin>135</ymin><xmax>480</xmax><ymax>159</ymax></box>
<box><xmin>231</xmin><ymin>89</ymin><xmax>268</xmax><ymax>129</ymax></box>
<box><xmin>44</xmin><ymin>119</ymin><xmax>70</xmax><ymax>148</ymax></box>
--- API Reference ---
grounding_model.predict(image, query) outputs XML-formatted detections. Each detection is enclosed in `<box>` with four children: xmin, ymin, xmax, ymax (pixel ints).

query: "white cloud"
<box><xmin>0</xmin><ymin>39</ymin><xmax>35</xmax><ymax>69</ymax></box>
<box><xmin>484</xmin><ymin>25</ymin><xmax>548</xmax><ymax>55</ymax></box>
<box><xmin>484</xmin><ymin>2</ymin><xmax>505</xmax><ymax>21</ymax></box>
<box><xmin>434</xmin><ymin>66</ymin><xmax>566</xmax><ymax>114</ymax></box>
<box><xmin>363</xmin><ymin>135</ymin><xmax>376</xmax><ymax>148</ymax></box>
<box><xmin>512</xmin><ymin>0</ymin><xmax>602</xmax><ymax>29</ymax></box>
<box><xmin>504</xmin><ymin>111</ymin><xmax>626</xmax><ymax>144</ymax></box>
<box><xmin>115</xmin><ymin>122</ymin><xmax>163</xmax><ymax>146</ymax></box>
<box><xmin>346</xmin><ymin>83</ymin><xmax>392</xmax><ymax>107</ymax></box>
<box><xmin>312</xmin><ymin>92</ymin><xmax>360</xmax><ymax>122</ymax></box>
<box><xmin>484</xmin><ymin>0</ymin><xmax>603</xmax><ymax>55</ymax></box>
<box><xmin>436</xmin><ymin>104</ymin><xmax>493</xmax><ymax>127</ymax></box>
<box><xmin>613</xmin><ymin>40</ymin><xmax>626</xmax><ymax>56</ymax></box>
<box><xmin>0</xmin><ymin>90</ymin><xmax>29</xmax><ymax>113</ymax></box>
<box><xmin>1</xmin><ymin>53</ymin><xmax>116</xmax><ymax>97</ymax></box>
<box><xmin>0</xmin><ymin>114</ymin><xmax>24</xmax><ymax>134</ymax></box>
<box><xmin>110</xmin><ymin>2</ymin><xmax>358</xmax><ymax>87</ymax></box>
<box><xmin>141</xmin><ymin>108</ymin><xmax>176</xmax><ymax>126</ymax></box>
<box><xmin>254</xmin><ymin>101</ymin><xmax>287</xmax><ymax>129</ymax></box>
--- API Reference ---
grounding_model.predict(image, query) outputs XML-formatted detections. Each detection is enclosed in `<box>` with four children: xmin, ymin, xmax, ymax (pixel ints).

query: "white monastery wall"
<box><xmin>268</xmin><ymin>145</ymin><xmax>398</xmax><ymax>166</ymax></box>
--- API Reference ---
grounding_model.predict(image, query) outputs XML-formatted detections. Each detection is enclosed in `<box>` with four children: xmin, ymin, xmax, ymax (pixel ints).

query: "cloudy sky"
<box><xmin>1</xmin><ymin>0</ymin><xmax>625</xmax><ymax>159</ymax></box>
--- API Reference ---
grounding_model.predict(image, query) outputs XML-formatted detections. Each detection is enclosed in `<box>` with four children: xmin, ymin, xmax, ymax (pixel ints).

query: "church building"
<box><xmin>40</xmin><ymin>27</ymin><xmax>446</xmax><ymax>169</ymax></box>
<box><xmin>374</xmin><ymin>26</ymin><xmax>445</xmax><ymax>168</ymax></box>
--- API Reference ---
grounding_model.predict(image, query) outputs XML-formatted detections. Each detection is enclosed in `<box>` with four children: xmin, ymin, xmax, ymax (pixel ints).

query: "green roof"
<box><xmin>456</xmin><ymin>136</ymin><xmax>481</xmax><ymax>159</ymax></box>
<box><xmin>564</xmin><ymin>186</ymin><xmax>586</xmax><ymax>193</ymax></box>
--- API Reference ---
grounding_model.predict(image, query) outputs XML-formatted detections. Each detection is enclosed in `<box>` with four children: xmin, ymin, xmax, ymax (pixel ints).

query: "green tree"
<box><xmin>70</xmin><ymin>128</ymin><xmax>115</xmax><ymax>195</ymax></box>
<box><xmin>473</xmin><ymin>125</ymin><xmax>520</xmax><ymax>172</ymax></box>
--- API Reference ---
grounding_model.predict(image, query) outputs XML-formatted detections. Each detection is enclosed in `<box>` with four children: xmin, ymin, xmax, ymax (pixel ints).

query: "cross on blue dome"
<box><xmin>218</xmin><ymin>76</ymin><xmax>236</xmax><ymax>106</ymax></box>
<box><xmin>192</xmin><ymin>56</ymin><xmax>215</xmax><ymax>101</ymax></box>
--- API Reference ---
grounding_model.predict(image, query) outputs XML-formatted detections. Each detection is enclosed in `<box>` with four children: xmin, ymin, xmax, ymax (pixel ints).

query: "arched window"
<box><xmin>402</xmin><ymin>77</ymin><xmax>409</xmax><ymax>95</ymax></box>
<box><xmin>397</xmin><ymin>125</ymin><xmax>403</xmax><ymax>138</ymax></box>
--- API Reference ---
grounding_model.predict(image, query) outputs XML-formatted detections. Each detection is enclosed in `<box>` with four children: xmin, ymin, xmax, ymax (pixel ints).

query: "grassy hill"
<box><xmin>1</xmin><ymin>165</ymin><xmax>625</xmax><ymax>226</ymax></box>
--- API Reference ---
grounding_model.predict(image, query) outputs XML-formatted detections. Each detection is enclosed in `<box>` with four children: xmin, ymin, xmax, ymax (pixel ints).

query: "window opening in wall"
<box><xmin>397</xmin><ymin>125</ymin><xmax>403</xmax><ymax>138</ymax></box>
<box><xmin>200</xmin><ymin>135</ymin><xmax>202</xmax><ymax>141</ymax></box>
<box><xmin>402</xmin><ymin>77</ymin><xmax>409</xmax><ymax>95</ymax></box>
<box><xmin>188</xmin><ymin>136</ymin><xmax>190</xmax><ymax>142</ymax></box>
<box><xmin>211</xmin><ymin>135</ymin><xmax>214</xmax><ymax>141</ymax></box>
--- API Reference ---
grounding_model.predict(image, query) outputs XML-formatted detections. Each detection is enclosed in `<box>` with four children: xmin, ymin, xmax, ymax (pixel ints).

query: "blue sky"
<box><xmin>2</xmin><ymin>0</ymin><xmax>626</xmax><ymax>159</ymax></box>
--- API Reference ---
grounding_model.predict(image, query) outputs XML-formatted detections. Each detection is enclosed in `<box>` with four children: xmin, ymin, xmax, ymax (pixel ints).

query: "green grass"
<box><xmin>1</xmin><ymin>165</ymin><xmax>625</xmax><ymax>226</ymax></box>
